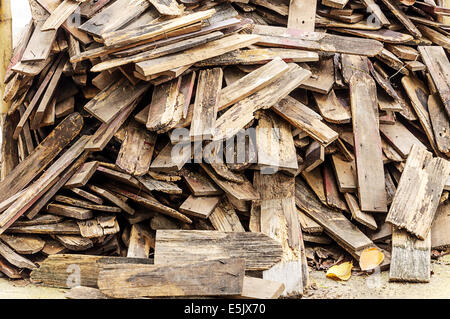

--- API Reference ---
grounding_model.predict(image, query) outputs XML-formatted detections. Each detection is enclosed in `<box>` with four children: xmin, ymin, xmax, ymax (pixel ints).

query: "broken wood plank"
<box><xmin>389</xmin><ymin>227</ymin><xmax>431</xmax><ymax>283</ymax></box>
<box><xmin>209</xmin><ymin>198</ymin><xmax>245</xmax><ymax>232</ymax></box>
<box><xmin>46</xmin><ymin>203</ymin><xmax>93</xmax><ymax>220</ymax></box>
<box><xmin>386</xmin><ymin>144</ymin><xmax>450</xmax><ymax>240</ymax></box>
<box><xmin>127</xmin><ymin>224</ymin><xmax>152</xmax><ymax>258</ymax></box>
<box><xmin>87</xmin><ymin>185</ymin><xmax>135</xmax><ymax>215</ymax></box>
<box><xmin>21</xmin><ymin>21</ymin><xmax>57</xmax><ymax>62</ymax></box>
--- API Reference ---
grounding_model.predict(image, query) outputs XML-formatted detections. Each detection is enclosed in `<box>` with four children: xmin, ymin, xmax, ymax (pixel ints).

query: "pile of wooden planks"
<box><xmin>0</xmin><ymin>0</ymin><xmax>449</xmax><ymax>298</ymax></box>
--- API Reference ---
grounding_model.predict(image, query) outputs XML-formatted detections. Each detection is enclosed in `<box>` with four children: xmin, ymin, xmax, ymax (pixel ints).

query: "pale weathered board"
<box><xmin>350</xmin><ymin>72</ymin><xmax>387</xmax><ymax>213</ymax></box>
<box><xmin>386</xmin><ymin>145</ymin><xmax>450</xmax><ymax>240</ymax></box>
<box><xmin>154</xmin><ymin>230</ymin><xmax>283</xmax><ymax>271</ymax></box>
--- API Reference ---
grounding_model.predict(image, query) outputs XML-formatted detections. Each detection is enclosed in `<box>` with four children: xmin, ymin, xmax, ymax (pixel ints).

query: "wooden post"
<box><xmin>0</xmin><ymin>0</ymin><xmax>12</xmax><ymax>114</ymax></box>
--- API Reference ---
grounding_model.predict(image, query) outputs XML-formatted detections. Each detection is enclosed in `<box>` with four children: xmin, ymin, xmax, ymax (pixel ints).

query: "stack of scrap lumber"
<box><xmin>0</xmin><ymin>0</ymin><xmax>449</xmax><ymax>298</ymax></box>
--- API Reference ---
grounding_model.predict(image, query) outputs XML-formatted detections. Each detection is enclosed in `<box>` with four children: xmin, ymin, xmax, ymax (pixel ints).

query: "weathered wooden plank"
<box><xmin>300</xmin><ymin>56</ymin><xmax>335</xmax><ymax>94</ymax></box>
<box><xmin>386</xmin><ymin>145</ymin><xmax>450</xmax><ymax>240</ymax></box>
<box><xmin>182</xmin><ymin>170</ymin><xmax>223</xmax><ymax>196</ymax></box>
<box><xmin>46</xmin><ymin>203</ymin><xmax>93</xmax><ymax>220</ymax></box>
<box><xmin>427</xmin><ymin>94</ymin><xmax>450</xmax><ymax>155</ymax></box>
<box><xmin>69</xmin><ymin>188</ymin><xmax>104</xmax><ymax>205</ymax></box>
<box><xmin>84</xmin><ymin>79</ymin><xmax>149</xmax><ymax>124</ymax></box>
<box><xmin>323</xmin><ymin>162</ymin><xmax>347</xmax><ymax>211</ymax></box>
<box><xmin>331</xmin><ymin>154</ymin><xmax>357</xmax><ymax>193</ymax></box>
<box><xmin>303</xmin><ymin>141</ymin><xmax>324</xmax><ymax>172</ymax></box>
<box><xmin>148</xmin><ymin>0</ymin><xmax>183</xmax><ymax>16</ymax></box>
<box><xmin>136</xmin><ymin>34</ymin><xmax>260</xmax><ymax>77</ymax></box>
<box><xmin>127</xmin><ymin>224</ymin><xmax>152</xmax><ymax>258</ymax></box>
<box><xmin>0</xmin><ymin>234</ymin><xmax>45</xmax><ymax>255</ymax></box>
<box><xmin>197</xmin><ymin>48</ymin><xmax>319</xmax><ymax>67</ymax></box>
<box><xmin>344</xmin><ymin>193</ymin><xmax>377</xmax><ymax>230</ymax></box>
<box><xmin>41</xmin><ymin>0</ymin><xmax>80</xmax><ymax>31</ymax></box>
<box><xmin>65</xmin><ymin>161</ymin><xmax>99</xmax><ymax>188</ymax></box>
<box><xmin>209</xmin><ymin>198</ymin><xmax>245</xmax><ymax>232</ymax></box>
<box><xmin>214</xmin><ymin>64</ymin><xmax>311</xmax><ymax>141</ymax></box>
<box><xmin>254</xmin><ymin>171</ymin><xmax>307</xmax><ymax>296</ymax></box>
<box><xmin>288</xmin><ymin>0</ymin><xmax>317</xmax><ymax>31</ymax></box>
<box><xmin>431</xmin><ymin>201</ymin><xmax>450</xmax><ymax>249</ymax></box>
<box><xmin>402</xmin><ymin>74</ymin><xmax>440</xmax><ymax>155</ymax></box>
<box><xmin>0</xmin><ymin>240</ymin><xmax>37</xmax><ymax>269</ymax></box>
<box><xmin>295</xmin><ymin>177</ymin><xmax>373</xmax><ymax>254</ymax></box>
<box><xmin>380</xmin><ymin>121</ymin><xmax>427</xmax><ymax>158</ymax></box>
<box><xmin>54</xmin><ymin>195</ymin><xmax>121</xmax><ymax>213</ymax></box>
<box><xmin>79</xmin><ymin>0</ymin><xmax>151</xmax><ymax>37</ymax></box>
<box><xmin>30</xmin><ymin>254</ymin><xmax>152</xmax><ymax>288</ymax></box>
<box><xmin>251</xmin><ymin>25</ymin><xmax>383</xmax><ymax>57</ymax></box>
<box><xmin>237</xmin><ymin>276</ymin><xmax>284</xmax><ymax>299</ymax></box>
<box><xmin>418</xmin><ymin>46</ymin><xmax>450</xmax><ymax>118</ymax></box>
<box><xmin>179</xmin><ymin>195</ymin><xmax>221</xmax><ymax>219</ymax></box>
<box><xmin>350</xmin><ymin>72</ymin><xmax>387</xmax><ymax>213</ymax></box>
<box><xmin>255</xmin><ymin>111</ymin><xmax>298</xmax><ymax>174</ymax></box>
<box><xmin>7</xmin><ymin>220</ymin><xmax>81</xmax><ymax>235</ymax></box>
<box><xmin>98</xmin><ymin>258</ymin><xmax>244</xmax><ymax>298</ymax></box>
<box><xmin>301</xmin><ymin>167</ymin><xmax>327</xmax><ymax>205</ymax></box>
<box><xmin>190</xmin><ymin>68</ymin><xmax>223</xmax><ymax>140</ymax></box>
<box><xmin>87</xmin><ymin>185</ymin><xmax>135</xmax><ymax>215</ymax></box>
<box><xmin>21</xmin><ymin>21</ymin><xmax>57</xmax><ymax>62</ymax></box>
<box><xmin>201</xmin><ymin>164</ymin><xmax>259</xmax><ymax>202</ymax></box>
<box><xmin>313</xmin><ymin>90</ymin><xmax>351</xmax><ymax>124</ymax></box>
<box><xmin>116</xmin><ymin>121</ymin><xmax>156</xmax><ymax>176</ymax></box>
<box><xmin>273</xmin><ymin>96</ymin><xmax>338</xmax><ymax>147</ymax></box>
<box><xmin>137</xmin><ymin>175</ymin><xmax>182</xmax><ymax>195</ymax></box>
<box><xmin>55</xmin><ymin>235</ymin><xmax>94</xmax><ymax>251</ymax></box>
<box><xmin>389</xmin><ymin>227</ymin><xmax>431</xmax><ymax>283</ymax></box>
<box><xmin>379</xmin><ymin>0</ymin><xmax>421</xmax><ymax>38</ymax></box>
<box><xmin>154</xmin><ymin>230</ymin><xmax>283</xmax><ymax>271</ymax></box>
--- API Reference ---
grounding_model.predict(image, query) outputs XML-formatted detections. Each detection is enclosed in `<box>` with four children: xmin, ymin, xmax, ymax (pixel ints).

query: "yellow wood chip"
<box><xmin>359</xmin><ymin>247</ymin><xmax>384</xmax><ymax>271</ymax></box>
<box><xmin>326</xmin><ymin>261</ymin><xmax>353</xmax><ymax>281</ymax></box>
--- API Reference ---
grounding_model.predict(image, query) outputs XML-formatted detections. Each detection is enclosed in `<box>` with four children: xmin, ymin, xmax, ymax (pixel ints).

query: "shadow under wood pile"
<box><xmin>0</xmin><ymin>0</ymin><xmax>449</xmax><ymax>299</ymax></box>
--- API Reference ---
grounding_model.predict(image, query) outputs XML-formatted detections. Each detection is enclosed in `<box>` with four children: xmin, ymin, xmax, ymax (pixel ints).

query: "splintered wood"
<box><xmin>1</xmin><ymin>0</ymin><xmax>450</xmax><ymax>299</ymax></box>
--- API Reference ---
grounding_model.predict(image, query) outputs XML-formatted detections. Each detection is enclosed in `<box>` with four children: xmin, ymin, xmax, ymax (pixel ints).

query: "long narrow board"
<box><xmin>295</xmin><ymin>177</ymin><xmax>373</xmax><ymax>255</ymax></box>
<box><xmin>21</xmin><ymin>21</ymin><xmax>57</xmax><ymax>62</ymax></box>
<box><xmin>154</xmin><ymin>230</ymin><xmax>283</xmax><ymax>271</ymax></box>
<box><xmin>98</xmin><ymin>258</ymin><xmax>244</xmax><ymax>298</ymax></box>
<box><xmin>350</xmin><ymin>72</ymin><xmax>387</xmax><ymax>213</ymax></box>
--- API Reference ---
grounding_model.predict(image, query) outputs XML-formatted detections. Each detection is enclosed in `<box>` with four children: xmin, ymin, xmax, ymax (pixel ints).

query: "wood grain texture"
<box><xmin>98</xmin><ymin>258</ymin><xmax>244</xmax><ymax>298</ymax></box>
<box><xmin>390</xmin><ymin>227</ymin><xmax>431</xmax><ymax>283</ymax></box>
<box><xmin>350</xmin><ymin>72</ymin><xmax>387</xmax><ymax>213</ymax></box>
<box><xmin>154</xmin><ymin>230</ymin><xmax>283</xmax><ymax>271</ymax></box>
<box><xmin>386</xmin><ymin>145</ymin><xmax>450</xmax><ymax>240</ymax></box>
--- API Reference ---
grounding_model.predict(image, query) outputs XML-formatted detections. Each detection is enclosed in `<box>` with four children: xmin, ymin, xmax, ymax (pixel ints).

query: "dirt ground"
<box><xmin>0</xmin><ymin>256</ymin><xmax>448</xmax><ymax>299</ymax></box>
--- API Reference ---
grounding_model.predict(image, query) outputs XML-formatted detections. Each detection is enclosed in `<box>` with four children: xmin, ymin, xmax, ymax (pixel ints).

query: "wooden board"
<box><xmin>273</xmin><ymin>96</ymin><xmax>338</xmax><ymax>147</ymax></box>
<box><xmin>254</xmin><ymin>171</ymin><xmax>308</xmax><ymax>296</ymax></box>
<box><xmin>323</xmin><ymin>162</ymin><xmax>348</xmax><ymax>211</ymax></box>
<box><xmin>79</xmin><ymin>0</ymin><xmax>151</xmax><ymax>37</ymax></box>
<box><xmin>431</xmin><ymin>201</ymin><xmax>450</xmax><ymax>249</ymax></box>
<box><xmin>84</xmin><ymin>79</ymin><xmax>149</xmax><ymax>124</ymax></box>
<box><xmin>0</xmin><ymin>112</ymin><xmax>83</xmax><ymax>203</ymax></box>
<box><xmin>0</xmin><ymin>234</ymin><xmax>45</xmax><ymax>255</ymax></box>
<box><xmin>299</xmin><ymin>56</ymin><xmax>335</xmax><ymax>94</ymax></box>
<box><xmin>190</xmin><ymin>68</ymin><xmax>223</xmax><ymax>140</ymax></box>
<box><xmin>0</xmin><ymin>240</ymin><xmax>37</xmax><ymax>269</ymax></box>
<box><xmin>98</xmin><ymin>258</ymin><xmax>244</xmax><ymax>298</ymax></box>
<box><xmin>54</xmin><ymin>195</ymin><xmax>121</xmax><ymax>213</ymax></box>
<box><xmin>209</xmin><ymin>198</ymin><xmax>245</xmax><ymax>232</ymax></box>
<box><xmin>154</xmin><ymin>230</ymin><xmax>283</xmax><ymax>271</ymax></box>
<box><xmin>350</xmin><ymin>72</ymin><xmax>387</xmax><ymax>213</ymax></box>
<box><xmin>389</xmin><ymin>227</ymin><xmax>431</xmax><ymax>283</ymax></box>
<box><xmin>41</xmin><ymin>0</ymin><xmax>80</xmax><ymax>31</ymax></box>
<box><xmin>148</xmin><ymin>0</ymin><xmax>183</xmax><ymax>16</ymax></box>
<box><xmin>21</xmin><ymin>21</ymin><xmax>57</xmax><ymax>62</ymax></box>
<box><xmin>136</xmin><ymin>34</ymin><xmax>260</xmax><ymax>76</ymax></box>
<box><xmin>295</xmin><ymin>177</ymin><xmax>373</xmax><ymax>255</ymax></box>
<box><xmin>418</xmin><ymin>46</ymin><xmax>450</xmax><ymax>119</ymax></box>
<box><xmin>386</xmin><ymin>145</ymin><xmax>450</xmax><ymax>240</ymax></box>
<box><xmin>65</xmin><ymin>161</ymin><xmax>99</xmax><ymax>188</ymax></box>
<box><xmin>87</xmin><ymin>185</ymin><xmax>135</xmax><ymax>215</ymax></box>
<box><xmin>255</xmin><ymin>111</ymin><xmax>298</xmax><ymax>174</ymax></box>
<box><xmin>427</xmin><ymin>94</ymin><xmax>450</xmax><ymax>156</ymax></box>
<box><xmin>380</xmin><ymin>121</ymin><xmax>427</xmax><ymax>158</ymax></box>
<box><xmin>344</xmin><ymin>193</ymin><xmax>377</xmax><ymax>230</ymax></box>
<box><xmin>288</xmin><ymin>0</ymin><xmax>317</xmax><ymax>31</ymax></box>
<box><xmin>331</xmin><ymin>154</ymin><xmax>357</xmax><ymax>193</ymax></box>
<box><xmin>183</xmin><ymin>170</ymin><xmax>223</xmax><ymax>196</ymax></box>
<box><xmin>116</xmin><ymin>121</ymin><xmax>156</xmax><ymax>176</ymax></box>
<box><xmin>127</xmin><ymin>224</ymin><xmax>152</xmax><ymax>258</ymax></box>
<box><xmin>30</xmin><ymin>254</ymin><xmax>152</xmax><ymax>288</ymax></box>
<box><xmin>179</xmin><ymin>195</ymin><xmax>221</xmax><ymax>219</ymax></box>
